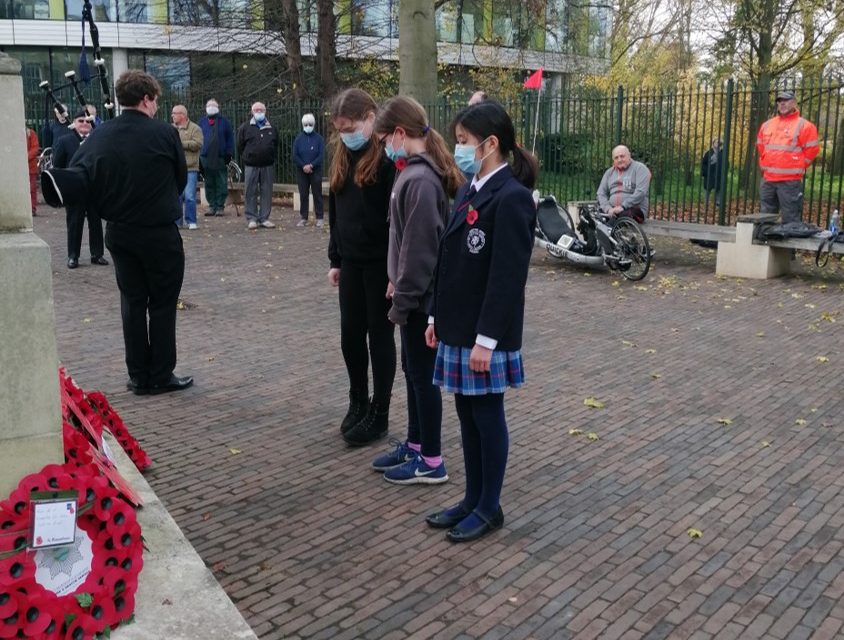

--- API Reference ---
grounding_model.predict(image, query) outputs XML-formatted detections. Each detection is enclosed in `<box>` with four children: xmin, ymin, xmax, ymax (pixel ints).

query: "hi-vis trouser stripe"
<box><xmin>760</xmin><ymin>166</ymin><xmax>805</xmax><ymax>176</ymax></box>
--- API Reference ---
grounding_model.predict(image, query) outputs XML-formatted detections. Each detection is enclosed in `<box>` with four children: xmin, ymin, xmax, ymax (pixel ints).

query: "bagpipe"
<box><xmin>39</xmin><ymin>0</ymin><xmax>114</xmax><ymax>131</ymax></box>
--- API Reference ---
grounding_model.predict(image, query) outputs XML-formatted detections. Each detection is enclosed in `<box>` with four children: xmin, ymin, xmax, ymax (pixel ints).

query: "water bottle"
<box><xmin>831</xmin><ymin>209</ymin><xmax>840</xmax><ymax>236</ymax></box>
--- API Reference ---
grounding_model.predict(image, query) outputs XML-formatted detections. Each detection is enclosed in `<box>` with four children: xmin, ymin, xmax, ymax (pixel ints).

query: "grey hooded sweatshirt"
<box><xmin>387</xmin><ymin>153</ymin><xmax>450</xmax><ymax>326</ymax></box>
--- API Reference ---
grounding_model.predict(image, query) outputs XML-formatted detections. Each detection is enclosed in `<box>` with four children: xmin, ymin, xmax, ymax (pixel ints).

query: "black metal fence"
<box><xmin>25</xmin><ymin>79</ymin><xmax>844</xmax><ymax>226</ymax></box>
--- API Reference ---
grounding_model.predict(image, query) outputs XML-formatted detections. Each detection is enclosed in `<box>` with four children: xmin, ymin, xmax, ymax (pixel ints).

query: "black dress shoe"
<box><xmin>426</xmin><ymin>504</ymin><xmax>471</xmax><ymax>529</ymax></box>
<box><xmin>67</xmin><ymin>257</ymin><xmax>79</xmax><ymax>269</ymax></box>
<box><xmin>126</xmin><ymin>378</ymin><xmax>149</xmax><ymax>395</ymax></box>
<box><xmin>446</xmin><ymin>507</ymin><xmax>505</xmax><ymax>543</ymax></box>
<box><xmin>148</xmin><ymin>374</ymin><xmax>194</xmax><ymax>395</ymax></box>
<box><xmin>91</xmin><ymin>256</ymin><xmax>109</xmax><ymax>265</ymax></box>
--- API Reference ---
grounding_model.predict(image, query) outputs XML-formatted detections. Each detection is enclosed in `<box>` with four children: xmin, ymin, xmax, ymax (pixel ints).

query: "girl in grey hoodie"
<box><xmin>369</xmin><ymin>96</ymin><xmax>465</xmax><ymax>487</ymax></box>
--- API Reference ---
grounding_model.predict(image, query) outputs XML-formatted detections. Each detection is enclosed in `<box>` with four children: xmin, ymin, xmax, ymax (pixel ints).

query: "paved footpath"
<box><xmin>37</xmin><ymin>203</ymin><xmax>844</xmax><ymax>640</ymax></box>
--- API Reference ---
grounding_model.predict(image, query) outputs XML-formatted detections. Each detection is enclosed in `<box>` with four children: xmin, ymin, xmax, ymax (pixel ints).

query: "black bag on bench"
<box><xmin>757</xmin><ymin>221</ymin><xmax>822</xmax><ymax>240</ymax></box>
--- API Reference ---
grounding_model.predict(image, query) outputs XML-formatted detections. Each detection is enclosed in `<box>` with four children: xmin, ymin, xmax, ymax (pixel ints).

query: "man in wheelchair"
<box><xmin>597</xmin><ymin>145</ymin><xmax>651</xmax><ymax>223</ymax></box>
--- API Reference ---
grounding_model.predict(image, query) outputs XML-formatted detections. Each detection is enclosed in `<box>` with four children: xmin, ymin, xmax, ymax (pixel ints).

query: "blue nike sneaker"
<box><xmin>383</xmin><ymin>455</ymin><xmax>448</xmax><ymax>485</ymax></box>
<box><xmin>372</xmin><ymin>439</ymin><xmax>416</xmax><ymax>472</ymax></box>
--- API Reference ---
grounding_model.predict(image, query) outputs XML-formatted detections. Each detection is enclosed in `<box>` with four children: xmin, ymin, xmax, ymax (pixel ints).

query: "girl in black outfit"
<box><xmin>327</xmin><ymin>89</ymin><xmax>397</xmax><ymax>446</ymax></box>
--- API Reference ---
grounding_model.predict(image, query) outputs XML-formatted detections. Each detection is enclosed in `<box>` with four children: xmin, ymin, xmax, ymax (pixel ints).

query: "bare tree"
<box><xmin>399</xmin><ymin>0</ymin><xmax>438</xmax><ymax>103</ymax></box>
<box><xmin>316</xmin><ymin>0</ymin><xmax>337</xmax><ymax>100</ymax></box>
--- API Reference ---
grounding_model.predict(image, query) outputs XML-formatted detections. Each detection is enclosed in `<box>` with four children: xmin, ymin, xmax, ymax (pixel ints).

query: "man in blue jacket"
<box><xmin>198</xmin><ymin>98</ymin><xmax>234</xmax><ymax>216</ymax></box>
<box><xmin>292</xmin><ymin>113</ymin><xmax>325</xmax><ymax>227</ymax></box>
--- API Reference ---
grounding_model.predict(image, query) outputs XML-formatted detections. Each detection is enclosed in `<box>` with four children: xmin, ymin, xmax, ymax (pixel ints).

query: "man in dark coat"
<box><xmin>52</xmin><ymin>110</ymin><xmax>107</xmax><ymax>269</ymax></box>
<box><xmin>237</xmin><ymin>101</ymin><xmax>279</xmax><ymax>229</ymax></box>
<box><xmin>701</xmin><ymin>139</ymin><xmax>724</xmax><ymax>209</ymax></box>
<box><xmin>43</xmin><ymin>70</ymin><xmax>192</xmax><ymax>396</ymax></box>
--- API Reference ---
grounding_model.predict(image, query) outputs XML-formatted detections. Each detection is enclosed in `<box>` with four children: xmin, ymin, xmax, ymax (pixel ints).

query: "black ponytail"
<box><xmin>450</xmin><ymin>100</ymin><xmax>539</xmax><ymax>189</ymax></box>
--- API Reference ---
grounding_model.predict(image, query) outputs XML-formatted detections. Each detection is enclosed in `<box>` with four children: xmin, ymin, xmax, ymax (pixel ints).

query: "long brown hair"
<box><xmin>373</xmin><ymin>96</ymin><xmax>465</xmax><ymax>198</ymax></box>
<box><xmin>329</xmin><ymin>89</ymin><xmax>384</xmax><ymax>192</ymax></box>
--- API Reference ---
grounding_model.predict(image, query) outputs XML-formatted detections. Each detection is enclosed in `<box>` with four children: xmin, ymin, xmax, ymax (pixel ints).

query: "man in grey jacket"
<box><xmin>597</xmin><ymin>145</ymin><xmax>651</xmax><ymax>222</ymax></box>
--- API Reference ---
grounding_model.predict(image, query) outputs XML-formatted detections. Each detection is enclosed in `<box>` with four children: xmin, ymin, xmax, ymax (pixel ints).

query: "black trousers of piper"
<box><xmin>66</xmin><ymin>205</ymin><xmax>104</xmax><ymax>259</ymax></box>
<box><xmin>105</xmin><ymin>222</ymin><xmax>185</xmax><ymax>386</ymax></box>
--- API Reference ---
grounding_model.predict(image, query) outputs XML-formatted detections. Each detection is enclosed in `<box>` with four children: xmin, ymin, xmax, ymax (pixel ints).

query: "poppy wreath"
<box><xmin>0</xmin><ymin>462</ymin><xmax>142</xmax><ymax>639</ymax></box>
<box><xmin>59</xmin><ymin>370</ymin><xmax>152</xmax><ymax>472</ymax></box>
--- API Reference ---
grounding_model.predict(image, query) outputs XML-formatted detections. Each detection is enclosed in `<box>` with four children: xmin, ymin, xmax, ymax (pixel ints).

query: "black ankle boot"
<box><xmin>340</xmin><ymin>390</ymin><xmax>369</xmax><ymax>435</ymax></box>
<box><xmin>342</xmin><ymin>399</ymin><xmax>389</xmax><ymax>447</ymax></box>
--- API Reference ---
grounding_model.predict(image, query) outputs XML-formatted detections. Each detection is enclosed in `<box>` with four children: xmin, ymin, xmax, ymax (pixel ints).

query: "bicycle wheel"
<box><xmin>610</xmin><ymin>218</ymin><xmax>651</xmax><ymax>280</ymax></box>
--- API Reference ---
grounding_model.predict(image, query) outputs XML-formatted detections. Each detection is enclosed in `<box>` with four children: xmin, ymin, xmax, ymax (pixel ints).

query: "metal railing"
<box><xmin>25</xmin><ymin>79</ymin><xmax>844</xmax><ymax>226</ymax></box>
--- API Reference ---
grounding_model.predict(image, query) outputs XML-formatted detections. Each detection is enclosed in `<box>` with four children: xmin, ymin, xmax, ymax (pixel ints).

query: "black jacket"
<box><xmin>701</xmin><ymin>148</ymin><xmax>724</xmax><ymax>191</ymax></box>
<box><xmin>52</xmin><ymin>132</ymin><xmax>83</xmax><ymax>169</ymax></box>
<box><xmin>430</xmin><ymin>166</ymin><xmax>536</xmax><ymax>351</ymax></box>
<box><xmin>328</xmin><ymin>145</ymin><xmax>396</xmax><ymax>268</ymax></box>
<box><xmin>237</xmin><ymin>121</ymin><xmax>279</xmax><ymax>167</ymax></box>
<box><xmin>71</xmin><ymin>109</ymin><xmax>187</xmax><ymax>226</ymax></box>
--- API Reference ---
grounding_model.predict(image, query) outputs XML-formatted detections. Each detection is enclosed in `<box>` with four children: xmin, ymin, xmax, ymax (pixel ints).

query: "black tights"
<box><xmin>338</xmin><ymin>261</ymin><xmax>396</xmax><ymax>404</ymax></box>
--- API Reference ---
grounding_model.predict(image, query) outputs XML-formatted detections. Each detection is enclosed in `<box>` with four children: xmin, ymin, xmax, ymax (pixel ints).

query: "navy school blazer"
<box><xmin>429</xmin><ymin>165</ymin><xmax>537</xmax><ymax>351</ymax></box>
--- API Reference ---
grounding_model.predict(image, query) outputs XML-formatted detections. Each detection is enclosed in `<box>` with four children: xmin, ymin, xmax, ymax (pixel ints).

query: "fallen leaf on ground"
<box><xmin>651</xmin><ymin>372</ymin><xmax>662</xmax><ymax>379</ymax></box>
<box><xmin>717</xmin><ymin>418</ymin><xmax>733</xmax><ymax>426</ymax></box>
<box><xmin>644</xmin><ymin>348</ymin><xmax>656</xmax><ymax>354</ymax></box>
<box><xmin>761</xmin><ymin>441</ymin><xmax>771</xmax><ymax>448</ymax></box>
<box><xmin>687</xmin><ymin>528</ymin><xmax>703</xmax><ymax>539</ymax></box>
<box><xmin>229</xmin><ymin>448</ymin><xmax>242</xmax><ymax>455</ymax></box>
<box><xmin>584</xmin><ymin>397</ymin><xmax>605</xmax><ymax>409</ymax></box>
<box><xmin>816</xmin><ymin>356</ymin><xmax>830</xmax><ymax>363</ymax></box>
<box><xmin>586</xmin><ymin>432</ymin><xmax>600</xmax><ymax>441</ymax></box>
<box><xmin>794</xmin><ymin>418</ymin><xmax>807</xmax><ymax>426</ymax></box>
<box><xmin>568</xmin><ymin>428</ymin><xmax>583</xmax><ymax>436</ymax></box>
<box><xmin>622</xmin><ymin>340</ymin><xmax>636</xmax><ymax>347</ymax></box>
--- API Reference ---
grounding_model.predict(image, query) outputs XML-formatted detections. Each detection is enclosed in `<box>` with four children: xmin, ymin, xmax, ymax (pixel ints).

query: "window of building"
<box><xmin>345</xmin><ymin>0</ymin><xmax>396</xmax><ymax>38</ymax></box>
<box><xmin>544</xmin><ymin>0</ymin><xmax>566</xmax><ymax>52</ymax></box>
<box><xmin>143</xmin><ymin>53</ymin><xmax>190</xmax><ymax>91</ymax></box>
<box><xmin>66</xmin><ymin>0</ymin><xmax>116</xmax><ymax>21</ymax></box>
<box><xmin>297</xmin><ymin>0</ymin><xmax>316</xmax><ymax>33</ymax></box>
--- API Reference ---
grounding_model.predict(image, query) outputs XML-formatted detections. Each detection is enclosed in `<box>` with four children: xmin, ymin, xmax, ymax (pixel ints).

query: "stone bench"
<box><xmin>200</xmin><ymin>182</ymin><xmax>329</xmax><ymax>216</ymax></box>
<box><xmin>714</xmin><ymin>213</ymin><xmax>840</xmax><ymax>278</ymax></box>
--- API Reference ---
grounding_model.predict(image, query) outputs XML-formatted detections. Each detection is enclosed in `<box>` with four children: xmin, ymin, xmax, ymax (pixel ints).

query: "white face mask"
<box><xmin>206</xmin><ymin>106</ymin><xmax>219</xmax><ymax>116</ymax></box>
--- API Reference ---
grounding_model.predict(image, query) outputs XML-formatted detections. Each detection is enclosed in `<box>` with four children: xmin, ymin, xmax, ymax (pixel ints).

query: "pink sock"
<box><xmin>421</xmin><ymin>455</ymin><xmax>442</xmax><ymax>469</ymax></box>
<box><xmin>407</xmin><ymin>441</ymin><xmax>421</xmax><ymax>453</ymax></box>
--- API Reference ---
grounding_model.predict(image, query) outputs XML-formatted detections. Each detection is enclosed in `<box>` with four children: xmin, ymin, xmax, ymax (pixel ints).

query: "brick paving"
<box><xmin>35</xmin><ymin>202</ymin><xmax>844</xmax><ymax>640</ymax></box>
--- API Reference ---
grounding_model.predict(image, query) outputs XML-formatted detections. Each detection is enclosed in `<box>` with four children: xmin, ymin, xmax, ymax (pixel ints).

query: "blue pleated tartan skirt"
<box><xmin>433</xmin><ymin>343</ymin><xmax>525</xmax><ymax>395</ymax></box>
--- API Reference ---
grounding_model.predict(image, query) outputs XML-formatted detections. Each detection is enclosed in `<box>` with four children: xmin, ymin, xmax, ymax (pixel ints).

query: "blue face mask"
<box><xmin>254</xmin><ymin>112</ymin><xmax>266</xmax><ymax>123</ymax></box>
<box><xmin>384</xmin><ymin>132</ymin><xmax>408</xmax><ymax>163</ymax></box>
<box><xmin>340</xmin><ymin>129</ymin><xmax>368</xmax><ymax>150</ymax></box>
<box><xmin>303</xmin><ymin>125</ymin><xmax>314</xmax><ymax>133</ymax></box>
<box><xmin>454</xmin><ymin>138</ymin><xmax>491</xmax><ymax>175</ymax></box>
<box><xmin>454</xmin><ymin>143</ymin><xmax>480</xmax><ymax>175</ymax></box>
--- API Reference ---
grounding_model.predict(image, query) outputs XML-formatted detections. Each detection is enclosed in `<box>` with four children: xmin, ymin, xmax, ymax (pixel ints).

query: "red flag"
<box><xmin>523</xmin><ymin>68</ymin><xmax>543</xmax><ymax>90</ymax></box>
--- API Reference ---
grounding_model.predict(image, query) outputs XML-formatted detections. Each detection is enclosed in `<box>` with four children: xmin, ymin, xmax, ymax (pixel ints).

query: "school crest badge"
<box><xmin>467</xmin><ymin>228</ymin><xmax>486</xmax><ymax>254</ymax></box>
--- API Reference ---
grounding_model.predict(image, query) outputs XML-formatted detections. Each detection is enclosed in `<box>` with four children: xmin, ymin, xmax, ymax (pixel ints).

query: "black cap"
<box><xmin>41</xmin><ymin>168</ymin><xmax>90</xmax><ymax>208</ymax></box>
<box><xmin>776</xmin><ymin>90</ymin><xmax>795</xmax><ymax>101</ymax></box>
<box><xmin>73</xmin><ymin>109</ymin><xmax>91</xmax><ymax>120</ymax></box>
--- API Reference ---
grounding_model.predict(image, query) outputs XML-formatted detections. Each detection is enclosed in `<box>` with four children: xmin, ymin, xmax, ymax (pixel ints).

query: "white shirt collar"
<box><xmin>470</xmin><ymin>162</ymin><xmax>508</xmax><ymax>193</ymax></box>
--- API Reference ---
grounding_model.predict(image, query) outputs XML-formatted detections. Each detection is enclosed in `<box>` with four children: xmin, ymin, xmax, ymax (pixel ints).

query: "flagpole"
<box><xmin>531</xmin><ymin>81</ymin><xmax>542</xmax><ymax>155</ymax></box>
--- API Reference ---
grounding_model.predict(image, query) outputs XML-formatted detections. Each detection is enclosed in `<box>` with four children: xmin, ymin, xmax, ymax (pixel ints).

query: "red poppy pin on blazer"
<box><xmin>466</xmin><ymin>205</ymin><xmax>478</xmax><ymax>225</ymax></box>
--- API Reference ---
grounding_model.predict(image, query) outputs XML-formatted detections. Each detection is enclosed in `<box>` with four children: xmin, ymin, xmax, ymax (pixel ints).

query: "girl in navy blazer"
<box><xmin>425</xmin><ymin>101</ymin><xmax>538</xmax><ymax>543</ymax></box>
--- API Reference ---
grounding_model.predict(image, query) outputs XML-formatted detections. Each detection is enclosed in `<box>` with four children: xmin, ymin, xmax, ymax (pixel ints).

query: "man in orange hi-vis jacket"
<box><xmin>756</xmin><ymin>90</ymin><xmax>820</xmax><ymax>223</ymax></box>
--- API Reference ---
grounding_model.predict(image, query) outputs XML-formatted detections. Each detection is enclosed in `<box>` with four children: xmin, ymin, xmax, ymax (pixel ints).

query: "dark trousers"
<box><xmin>338</xmin><ymin>260</ymin><xmax>396</xmax><ymax>406</ymax></box>
<box><xmin>66</xmin><ymin>205</ymin><xmax>104</xmax><ymax>259</ymax></box>
<box><xmin>760</xmin><ymin>179</ymin><xmax>803</xmax><ymax>224</ymax></box>
<box><xmin>296</xmin><ymin>168</ymin><xmax>324</xmax><ymax>220</ymax></box>
<box><xmin>200</xmin><ymin>157</ymin><xmax>228</xmax><ymax>211</ymax></box>
<box><xmin>454</xmin><ymin>393</ymin><xmax>509</xmax><ymax>519</ymax></box>
<box><xmin>105</xmin><ymin>222</ymin><xmax>185</xmax><ymax>386</ymax></box>
<box><xmin>400</xmin><ymin>311</ymin><xmax>442</xmax><ymax>457</ymax></box>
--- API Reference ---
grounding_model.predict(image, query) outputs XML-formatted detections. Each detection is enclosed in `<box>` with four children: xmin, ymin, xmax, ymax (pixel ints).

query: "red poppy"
<box><xmin>466</xmin><ymin>206</ymin><xmax>478</xmax><ymax>225</ymax></box>
<box><xmin>394</xmin><ymin>157</ymin><xmax>408</xmax><ymax>171</ymax></box>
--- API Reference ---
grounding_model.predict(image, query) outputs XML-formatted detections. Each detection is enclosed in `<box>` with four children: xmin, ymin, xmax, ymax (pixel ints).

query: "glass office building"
<box><xmin>1</xmin><ymin>0</ymin><xmax>610</xmax><ymax>98</ymax></box>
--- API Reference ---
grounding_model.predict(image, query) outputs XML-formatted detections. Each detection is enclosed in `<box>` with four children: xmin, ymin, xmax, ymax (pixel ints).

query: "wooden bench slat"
<box><xmin>643</xmin><ymin>220</ymin><xmax>736</xmax><ymax>243</ymax></box>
